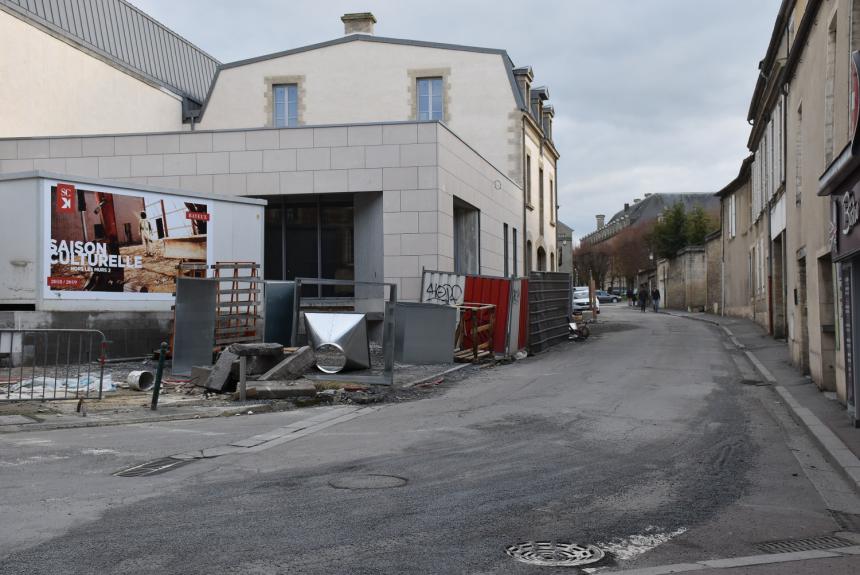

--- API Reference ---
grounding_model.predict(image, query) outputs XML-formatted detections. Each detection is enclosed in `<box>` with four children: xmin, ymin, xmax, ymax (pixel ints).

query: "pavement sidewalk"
<box><xmin>665</xmin><ymin>309</ymin><xmax>860</xmax><ymax>493</ymax></box>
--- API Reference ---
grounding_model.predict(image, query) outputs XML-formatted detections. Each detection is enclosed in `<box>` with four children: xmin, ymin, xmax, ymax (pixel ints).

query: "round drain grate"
<box><xmin>328</xmin><ymin>474</ymin><xmax>407</xmax><ymax>490</ymax></box>
<box><xmin>505</xmin><ymin>541</ymin><xmax>604</xmax><ymax>567</ymax></box>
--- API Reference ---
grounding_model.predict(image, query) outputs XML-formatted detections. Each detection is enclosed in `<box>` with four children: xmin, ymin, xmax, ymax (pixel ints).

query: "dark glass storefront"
<box><xmin>259</xmin><ymin>195</ymin><xmax>355</xmax><ymax>298</ymax></box>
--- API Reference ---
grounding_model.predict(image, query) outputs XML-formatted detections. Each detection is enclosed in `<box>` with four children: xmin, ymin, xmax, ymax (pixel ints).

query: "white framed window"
<box><xmin>273</xmin><ymin>84</ymin><xmax>298</xmax><ymax>128</ymax></box>
<box><xmin>417</xmin><ymin>77</ymin><xmax>444</xmax><ymax>121</ymax></box>
<box><xmin>796</xmin><ymin>101</ymin><xmax>803</xmax><ymax>204</ymax></box>
<box><xmin>729</xmin><ymin>194</ymin><xmax>737</xmax><ymax>238</ymax></box>
<box><xmin>526</xmin><ymin>155</ymin><xmax>532</xmax><ymax>205</ymax></box>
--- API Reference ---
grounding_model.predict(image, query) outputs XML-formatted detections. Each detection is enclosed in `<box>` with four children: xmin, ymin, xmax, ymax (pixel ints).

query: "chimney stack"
<box><xmin>624</xmin><ymin>203</ymin><xmax>629</xmax><ymax>212</ymax></box>
<box><xmin>596</xmin><ymin>214</ymin><xmax>606</xmax><ymax>229</ymax></box>
<box><xmin>341</xmin><ymin>12</ymin><xmax>376</xmax><ymax>35</ymax></box>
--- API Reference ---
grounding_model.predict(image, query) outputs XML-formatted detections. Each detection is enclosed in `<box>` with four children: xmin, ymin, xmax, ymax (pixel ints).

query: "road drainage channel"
<box><xmin>505</xmin><ymin>541</ymin><xmax>605</xmax><ymax>567</ymax></box>
<box><xmin>112</xmin><ymin>407</ymin><xmax>375</xmax><ymax>478</ymax></box>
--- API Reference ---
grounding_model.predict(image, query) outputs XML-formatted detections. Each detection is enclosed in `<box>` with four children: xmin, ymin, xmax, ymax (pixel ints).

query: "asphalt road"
<box><xmin>2</xmin><ymin>305</ymin><xmax>860</xmax><ymax>574</ymax></box>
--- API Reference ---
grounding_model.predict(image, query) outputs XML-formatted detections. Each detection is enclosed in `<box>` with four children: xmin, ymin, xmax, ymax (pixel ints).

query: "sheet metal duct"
<box><xmin>304</xmin><ymin>313</ymin><xmax>371</xmax><ymax>373</ymax></box>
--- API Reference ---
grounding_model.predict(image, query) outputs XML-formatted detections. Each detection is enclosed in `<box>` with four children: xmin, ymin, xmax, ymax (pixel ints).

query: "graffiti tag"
<box><xmin>424</xmin><ymin>282</ymin><xmax>463</xmax><ymax>305</ymax></box>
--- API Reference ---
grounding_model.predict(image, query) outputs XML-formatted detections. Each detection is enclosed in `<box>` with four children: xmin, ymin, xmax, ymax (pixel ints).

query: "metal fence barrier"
<box><xmin>528</xmin><ymin>271</ymin><xmax>572</xmax><ymax>354</ymax></box>
<box><xmin>0</xmin><ymin>329</ymin><xmax>108</xmax><ymax>402</ymax></box>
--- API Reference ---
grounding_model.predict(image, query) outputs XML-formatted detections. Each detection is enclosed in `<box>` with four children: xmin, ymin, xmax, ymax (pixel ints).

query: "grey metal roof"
<box><xmin>0</xmin><ymin>0</ymin><xmax>219</xmax><ymax>103</ymax></box>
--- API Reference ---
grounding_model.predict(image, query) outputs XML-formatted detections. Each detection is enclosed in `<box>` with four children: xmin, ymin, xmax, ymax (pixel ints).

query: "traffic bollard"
<box><xmin>151</xmin><ymin>341</ymin><xmax>167</xmax><ymax>411</ymax></box>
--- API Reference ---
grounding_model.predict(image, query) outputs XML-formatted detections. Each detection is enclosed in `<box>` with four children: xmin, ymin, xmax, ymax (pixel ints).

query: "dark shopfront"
<box><xmin>821</xmin><ymin>142</ymin><xmax>860</xmax><ymax>427</ymax></box>
<box><xmin>259</xmin><ymin>194</ymin><xmax>356</xmax><ymax>298</ymax></box>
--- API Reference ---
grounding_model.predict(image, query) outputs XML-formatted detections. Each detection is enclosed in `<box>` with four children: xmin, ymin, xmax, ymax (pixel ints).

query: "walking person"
<box><xmin>638</xmin><ymin>284</ymin><xmax>648</xmax><ymax>312</ymax></box>
<box><xmin>626</xmin><ymin>287</ymin><xmax>634</xmax><ymax>307</ymax></box>
<box><xmin>651</xmin><ymin>287</ymin><xmax>661</xmax><ymax>313</ymax></box>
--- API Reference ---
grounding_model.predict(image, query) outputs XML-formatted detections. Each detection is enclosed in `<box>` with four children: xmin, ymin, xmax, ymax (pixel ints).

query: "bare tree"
<box><xmin>572</xmin><ymin>243</ymin><xmax>611</xmax><ymax>287</ymax></box>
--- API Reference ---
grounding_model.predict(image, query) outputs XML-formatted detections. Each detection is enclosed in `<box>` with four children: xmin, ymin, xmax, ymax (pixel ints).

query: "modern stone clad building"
<box><xmin>0</xmin><ymin>2</ymin><xmax>561</xmax><ymax>316</ymax></box>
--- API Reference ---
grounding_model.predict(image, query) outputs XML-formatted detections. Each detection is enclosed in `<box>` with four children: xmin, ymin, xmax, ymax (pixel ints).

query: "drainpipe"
<box><xmin>522</xmin><ymin>115</ymin><xmax>528</xmax><ymax>275</ymax></box>
<box><xmin>768</xmin><ymin>202</ymin><xmax>774</xmax><ymax>335</ymax></box>
<box><xmin>721</xmin><ymin>198</ymin><xmax>726</xmax><ymax>316</ymax></box>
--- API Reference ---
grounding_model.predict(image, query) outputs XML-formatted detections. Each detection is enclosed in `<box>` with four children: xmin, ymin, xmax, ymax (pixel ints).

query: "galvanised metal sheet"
<box><xmin>263</xmin><ymin>281</ymin><xmax>295</xmax><ymax>347</ymax></box>
<box><xmin>393</xmin><ymin>302</ymin><xmax>456</xmax><ymax>364</ymax></box>
<box><xmin>172</xmin><ymin>277</ymin><xmax>218</xmax><ymax>376</ymax></box>
<box><xmin>0</xmin><ymin>0</ymin><xmax>218</xmax><ymax>102</ymax></box>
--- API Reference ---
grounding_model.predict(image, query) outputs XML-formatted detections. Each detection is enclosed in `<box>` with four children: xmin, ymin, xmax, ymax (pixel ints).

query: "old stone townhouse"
<box><xmin>718</xmin><ymin>0</ymin><xmax>860</xmax><ymax>425</ymax></box>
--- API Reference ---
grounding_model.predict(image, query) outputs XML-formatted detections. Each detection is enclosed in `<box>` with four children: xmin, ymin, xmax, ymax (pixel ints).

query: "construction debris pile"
<box><xmin>192</xmin><ymin>343</ymin><xmax>317</xmax><ymax>400</ymax></box>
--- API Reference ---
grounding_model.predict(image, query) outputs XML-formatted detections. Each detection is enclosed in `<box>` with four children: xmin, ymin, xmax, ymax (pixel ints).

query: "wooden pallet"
<box><xmin>453</xmin><ymin>303</ymin><xmax>495</xmax><ymax>363</ymax></box>
<box><xmin>213</xmin><ymin>262</ymin><xmax>262</xmax><ymax>349</ymax></box>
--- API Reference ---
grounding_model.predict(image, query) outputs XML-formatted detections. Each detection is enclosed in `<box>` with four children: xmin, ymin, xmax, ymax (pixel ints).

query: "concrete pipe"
<box><xmin>127</xmin><ymin>370</ymin><xmax>155</xmax><ymax>391</ymax></box>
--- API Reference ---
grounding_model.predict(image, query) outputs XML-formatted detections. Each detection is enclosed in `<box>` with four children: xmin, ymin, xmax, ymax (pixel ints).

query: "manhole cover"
<box><xmin>113</xmin><ymin>457</ymin><xmax>193</xmax><ymax>477</ymax></box>
<box><xmin>755</xmin><ymin>535</ymin><xmax>852</xmax><ymax>554</ymax></box>
<box><xmin>328</xmin><ymin>474</ymin><xmax>407</xmax><ymax>490</ymax></box>
<box><xmin>505</xmin><ymin>541</ymin><xmax>604</xmax><ymax>567</ymax></box>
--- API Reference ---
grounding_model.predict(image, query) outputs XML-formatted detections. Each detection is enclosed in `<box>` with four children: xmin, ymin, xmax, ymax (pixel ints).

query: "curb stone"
<box><xmin>0</xmin><ymin>403</ymin><xmax>272</xmax><ymax>434</ymax></box>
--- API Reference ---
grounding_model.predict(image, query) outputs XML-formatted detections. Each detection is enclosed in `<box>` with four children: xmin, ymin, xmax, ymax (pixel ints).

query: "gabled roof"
<box><xmin>715</xmin><ymin>155</ymin><xmax>754</xmax><ymax>198</ymax></box>
<box><xmin>0</xmin><ymin>0</ymin><xmax>219</xmax><ymax>103</ymax></box>
<box><xmin>556</xmin><ymin>221</ymin><xmax>574</xmax><ymax>235</ymax></box>
<box><xmin>211</xmin><ymin>34</ymin><xmax>527</xmax><ymax>112</ymax></box>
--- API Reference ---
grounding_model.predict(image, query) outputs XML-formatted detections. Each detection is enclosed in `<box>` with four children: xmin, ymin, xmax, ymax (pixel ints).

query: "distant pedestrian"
<box><xmin>638</xmin><ymin>284</ymin><xmax>648</xmax><ymax>312</ymax></box>
<box><xmin>626</xmin><ymin>287</ymin><xmax>634</xmax><ymax>306</ymax></box>
<box><xmin>651</xmin><ymin>287</ymin><xmax>661</xmax><ymax>313</ymax></box>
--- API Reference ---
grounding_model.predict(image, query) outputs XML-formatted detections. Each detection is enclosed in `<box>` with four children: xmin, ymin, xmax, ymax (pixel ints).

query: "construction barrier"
<box><xmin>421</xmin><ymin>270</ymin><xmax>529</xmax><ymax>356</ymax></box>
<box><xmin>528</xmin><ymin>271</ymin><xmax>572</xmax><ymax>354</ymax></box>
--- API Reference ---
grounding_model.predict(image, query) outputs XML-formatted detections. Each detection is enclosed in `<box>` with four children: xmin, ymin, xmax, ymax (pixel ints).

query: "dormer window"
<box><xmin>273</xmin><ymin>84</ymin><xmax>298</xmax><ymax>127</ymax></box>
<box><xmin>417</xmin><ymin>77</ymin><xmax>444</xmax><ymax>121</ymax></box>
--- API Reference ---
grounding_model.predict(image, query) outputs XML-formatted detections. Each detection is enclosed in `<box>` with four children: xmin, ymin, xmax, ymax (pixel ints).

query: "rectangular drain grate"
<box><xmin>754</xmin><ymin>535</ymin><xmax>852</xmax><ymax>554</ymax></box>
<box><xmin>113</xmin><ymin>457</ymin><xmax>193</xmax><ymax>477</ymax></box>
<box><xmin>831</xmin><ymin>510</ymin><xmax>860</xmax><ymax>533</ymax></box>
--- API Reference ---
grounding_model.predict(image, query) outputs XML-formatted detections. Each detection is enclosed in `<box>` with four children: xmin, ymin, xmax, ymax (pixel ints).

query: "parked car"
<box><xmin>572</xmin><ymin>290</ymin><xmax>600</xmax><ymax>313</ymax></box>
<box><xmin>595</xmin><ymin>290</ymin><xmax>620</xmax><ymax>303</ymax></box>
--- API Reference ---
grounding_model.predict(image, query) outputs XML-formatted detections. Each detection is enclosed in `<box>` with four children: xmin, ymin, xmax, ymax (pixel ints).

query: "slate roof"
<box><xmin>607</xmin><ymin>193</ymin><xmax>720</xmax><ymax>227</ymax></box>
<box><xmin>0</xmin><ymin>0</ymin><xmax>219</xmax><ymax>103</ymax></box>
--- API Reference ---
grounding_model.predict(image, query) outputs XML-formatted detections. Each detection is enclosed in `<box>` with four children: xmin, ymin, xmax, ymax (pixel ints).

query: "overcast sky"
<box><xmin>134</xmin><ymin>0</ymin><xmax>781</xmax><ymax>243</ymax></box>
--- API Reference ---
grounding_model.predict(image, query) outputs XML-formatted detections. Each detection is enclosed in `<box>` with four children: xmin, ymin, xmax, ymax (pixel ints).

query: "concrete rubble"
<box><xmin>205</xmin><ymin>349</ymin><xmax>239</xmax><ymax>393</ymax></box>
<box><xmin>239</xmin><ymin>381</ymin><xmax>318</xmax><ymax>400</ymax></box>
<box><xmin>258</xmin><ymin>346</ymin><xmax>315</xmax><ymax>381</ymax></box>
<box><xmin>203</xmin><ymin>344</ymin><xmax>316</xmax><ymax>397</ymax></box>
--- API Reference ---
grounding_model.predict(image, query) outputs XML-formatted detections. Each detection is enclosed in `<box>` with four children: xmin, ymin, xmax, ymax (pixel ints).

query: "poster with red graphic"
<box><xmin>43</xmin><ymin>180</ymin><xmax>212</xmax><ymax>300</ymax></box>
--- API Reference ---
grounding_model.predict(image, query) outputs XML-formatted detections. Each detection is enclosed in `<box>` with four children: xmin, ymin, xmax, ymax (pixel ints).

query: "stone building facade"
<box><xmin>0</xmin><ymin>4</ymin><xmax>562</xmax><ymax>317</ymax></box>
<box><xmin>718</xmin><ymin>0</ymin><xmax>860</xmax><ymax>419</ymax></box>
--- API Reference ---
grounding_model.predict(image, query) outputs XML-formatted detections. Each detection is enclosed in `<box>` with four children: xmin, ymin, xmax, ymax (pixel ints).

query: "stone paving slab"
<box><xmin>0</xmin><ymin>415</ymin><xmax>35</xmax><ymax>426</ymax></box>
